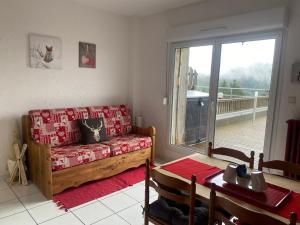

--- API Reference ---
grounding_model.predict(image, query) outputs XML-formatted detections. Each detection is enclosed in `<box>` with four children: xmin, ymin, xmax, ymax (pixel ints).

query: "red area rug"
<box><xmin>53</xmin><ymin>165</ymin><xmax>146</xmax><ymax>211</ymax></box>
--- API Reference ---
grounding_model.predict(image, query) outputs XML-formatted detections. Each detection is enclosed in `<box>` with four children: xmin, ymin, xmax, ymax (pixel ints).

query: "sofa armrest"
<box><xmin>28</xmin><ymin>142</ymin><xmax>53</xmax><ymax>199</ymax></box>
<box><xmin>27</xmin><ymin>141</ymin><xmax>51</xmax><ymax>160</ymax></box>
<box><xmin>22</xmin><ymin>115</ymin><xmax>53</xmax><ymax>199</ymax></box>
<box><xmin>131</xmin><ymin>126</ymin><xmax>156</xmax><ymax>163</ymax></box>
<box><xmin>131</xmin><ymin>126</ymin><xmax>156</xmax><ymax>137</ymax></box>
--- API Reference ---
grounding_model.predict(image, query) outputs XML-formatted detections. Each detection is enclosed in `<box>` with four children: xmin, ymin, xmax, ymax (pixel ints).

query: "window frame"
<box><xmin>166</xmin><ymin>29</ymin><xmax>285</xmax><ymax>160</ymax></box>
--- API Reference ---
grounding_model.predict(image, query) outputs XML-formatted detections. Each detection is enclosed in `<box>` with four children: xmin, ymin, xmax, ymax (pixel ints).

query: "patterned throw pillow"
<box><xmin>77</xmin><ymin>117</ymin><xmax>109</xmax><ymax>144</ymax></box>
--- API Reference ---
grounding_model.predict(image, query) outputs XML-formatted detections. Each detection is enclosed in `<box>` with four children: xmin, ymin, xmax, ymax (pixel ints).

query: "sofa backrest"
<box><xmin>29</xmin><ymin>107</ymin><xmax>89</xmax><ymax>147</ymax></box>
<box><xmin>88</xmin><ymin>104</ymin><xmax>132</xmax><ymax>137</ymax></box>
<box><xmin>29</xmin><ymin>104</ymin><xmax>132</xmax><ymax>146</ymax></box>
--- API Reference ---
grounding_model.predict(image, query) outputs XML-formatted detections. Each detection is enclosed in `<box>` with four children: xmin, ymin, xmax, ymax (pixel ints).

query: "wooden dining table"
<box><xmin>155</xmin><ymin>153</ymin><xmax>300</xmax><ymax>224</ymax></box>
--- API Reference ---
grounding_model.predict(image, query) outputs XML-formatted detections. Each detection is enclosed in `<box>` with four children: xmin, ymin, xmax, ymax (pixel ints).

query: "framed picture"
<box><xmin>29</xmin><ymin>34</ymin><xmax>62</xmax><ymax>69</ymax></box>
<box><xmin>79</xmin><ymin>42</ymin><xmax>96</xmax><ymax>68</ymax></box>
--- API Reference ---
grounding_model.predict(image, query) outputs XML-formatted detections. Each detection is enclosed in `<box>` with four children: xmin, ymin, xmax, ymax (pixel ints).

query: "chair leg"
<box><xmin>144</xmin><ymin>159</ymin><xmax>150</xmax><ymax>225</ymax></box>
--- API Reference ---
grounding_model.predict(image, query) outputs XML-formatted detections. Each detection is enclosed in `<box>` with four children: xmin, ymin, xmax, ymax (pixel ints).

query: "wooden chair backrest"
<box><xmin>144</xmin><ymin>159</ymin><xmax>196</xmax><ymax>225</ymax></box>
<box><xmin>208</xmin><ymin>142</ymin><xmax>255</xmax><ymax>169</ymax></box>
<box><xmin>259</xmin><ymin>153</ymin><xmax>300</xmax><ymax>178</ymax></box>
<box><xmin>209</xmin><ymin>183</ymin><xmax>297</xmax><ymax>225</ymax></box>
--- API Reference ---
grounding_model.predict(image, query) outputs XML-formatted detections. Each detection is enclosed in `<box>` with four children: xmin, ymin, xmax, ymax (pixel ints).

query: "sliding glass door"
<box><xmin>169</xmin><ymin>31</ymin><xmax>282</xmax><ymax>158</ymax></box>
<box><xmin>214</xmin><ymin>39</ymin><xmax>276</xmax><ymax>156</ymax></box>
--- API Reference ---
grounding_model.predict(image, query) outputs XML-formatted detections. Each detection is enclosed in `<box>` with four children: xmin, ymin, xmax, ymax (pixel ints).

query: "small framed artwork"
<box><xmin>29</xmin><ymin>34</ymin><xmax>62</xmax><ymax>69</ymax></box>
<box><xmin>79</xmin><ymin>42</ymin><xmax>96</xmax><ymax>68</ymax></box>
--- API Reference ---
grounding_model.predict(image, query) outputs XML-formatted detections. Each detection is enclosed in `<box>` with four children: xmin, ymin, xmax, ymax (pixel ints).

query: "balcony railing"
<box><xmin>195</xmin><ymin>85</ymin><xmax>270</xmax><ymax>99</ymax></box>
<box><xmin>217</xmin><ymin>96</ymin><xmax>269</xmax><ymax>115</ymax></box>
<box><xmin>194</xmin><ymin>85</ymin><xmax>270</xmax><ymax>116</ymax></box>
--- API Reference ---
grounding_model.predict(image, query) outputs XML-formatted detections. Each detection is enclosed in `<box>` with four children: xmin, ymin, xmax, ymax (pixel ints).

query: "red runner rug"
<box><xmin>161</xmin><ymin>158</ymin><xmax>300</xmax><ymax>222</ymax></box>
<box><xmin>53</xmin><ymin>165</ymin><xmax>145</xmax><ymax>211</ymax></box>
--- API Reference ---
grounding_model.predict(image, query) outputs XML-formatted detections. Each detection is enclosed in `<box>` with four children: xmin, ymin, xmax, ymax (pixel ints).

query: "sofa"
<box><xmin>22</xmin><ymin>104</ymin><xmax>155</xmax><ymax>199</ymax></box>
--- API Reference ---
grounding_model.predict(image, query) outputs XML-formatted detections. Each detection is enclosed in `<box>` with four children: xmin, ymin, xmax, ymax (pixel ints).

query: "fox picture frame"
<box><xmin>29</xmin><ymin>33</ymin><xmax>62</xmax><ymax>69</ymax></box>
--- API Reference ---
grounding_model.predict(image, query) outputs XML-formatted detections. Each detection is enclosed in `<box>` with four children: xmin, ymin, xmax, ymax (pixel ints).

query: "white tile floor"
<box><xmin>0</xmin><ymin>177</ymin><xmax>158</xmax><ymax>225</ymax></box>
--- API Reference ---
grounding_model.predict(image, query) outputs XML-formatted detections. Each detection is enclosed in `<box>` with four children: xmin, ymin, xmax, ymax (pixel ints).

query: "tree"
<box><xmin>230</xmin><ymin>79</ymin><xmax>245</xmax><ymax>97</ymax></box>
<box><xmin>219</xmin><ymin>80</ymin><xmax>231</xmax><ymax>96</ymax></box>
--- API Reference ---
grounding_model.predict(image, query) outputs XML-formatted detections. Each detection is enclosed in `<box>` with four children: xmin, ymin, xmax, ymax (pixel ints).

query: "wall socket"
<box><xmin>163</xmin><ymin>97</ymin><xmax>168</xmax><ymax>105</ymax></box>
<box><xmin>291</xmin><ymin>62</ymin><xmax>300</xmax><ymax>83</ymax></box>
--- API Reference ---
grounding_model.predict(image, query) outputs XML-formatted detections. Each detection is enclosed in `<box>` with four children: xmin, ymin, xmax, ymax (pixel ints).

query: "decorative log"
<box><xmin>9</xmin><ymin>143</ymin><xmax>28</xmax><ymax>185</ymax></box>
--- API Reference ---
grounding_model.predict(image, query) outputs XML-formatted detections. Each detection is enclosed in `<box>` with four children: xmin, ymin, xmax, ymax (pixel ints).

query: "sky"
<box><xmin>188</xmin><ymin>39</ymin><xmax>276</xmax><ymax>75</ymax></box>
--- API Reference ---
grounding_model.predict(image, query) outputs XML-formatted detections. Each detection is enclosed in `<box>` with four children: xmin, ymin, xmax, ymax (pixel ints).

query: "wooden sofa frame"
<box><xmin>22</xmin><ymin>115</ymin><xmax>155</xmax><ymax>199</ymax></box>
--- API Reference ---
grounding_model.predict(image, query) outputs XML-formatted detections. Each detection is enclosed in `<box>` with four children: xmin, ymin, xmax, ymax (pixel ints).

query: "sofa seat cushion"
<box><xmin>51</xmin><ymin>143</ymin><xmax>111</xmax><ymax>171</ymax></box>
<box><xmin>102</xmin><ymin>134</ymin><xmax>152</xmax><ymax>156</ymax></box>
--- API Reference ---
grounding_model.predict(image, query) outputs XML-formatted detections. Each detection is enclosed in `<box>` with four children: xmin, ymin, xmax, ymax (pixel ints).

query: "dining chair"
<box><xmin>258</xmin><ymin>153</ymin><xmax>300</xmax><ymax>178</ymax></box>
<box><xmin>144</xmin><ymin>159</ymin><xmax>206</xmax><ymax>225</ymax></box>
<box><xmin>209</xmin><ymin>183</ymin><xmax>297</xmax><ymax>225</ymax></box>
<box><xmin>208</xmin><ymin>142</ymin><xmax>255</xmax><ymax>169</ymax></box>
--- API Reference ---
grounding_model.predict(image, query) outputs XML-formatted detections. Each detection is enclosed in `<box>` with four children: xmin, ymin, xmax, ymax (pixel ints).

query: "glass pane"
<box><xmin>215</xmin><ymin>39</ymin><xmax>276</xmax><ymax>156</ymax></box>
<box><xmin>171</xmin><ymin>45</ymin><xmax>213</xmax><ymax>152</ymax></box>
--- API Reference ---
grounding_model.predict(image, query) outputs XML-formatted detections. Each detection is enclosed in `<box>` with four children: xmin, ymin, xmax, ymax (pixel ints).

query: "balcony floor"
<box><xmin>214</xmin><ymin>116</ymin><xmax>266</xmax><ymax>157</ymax></box>
<box><xmin>191</xmin><ymin>116</ymin><xmax>266</xmax><ymax>161</ymax></box>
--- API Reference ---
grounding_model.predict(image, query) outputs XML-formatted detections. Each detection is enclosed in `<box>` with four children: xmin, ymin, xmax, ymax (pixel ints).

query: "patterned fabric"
<box><xmin>88</xmin><ymin>105</ymin><xmax>132</xmax><ymax>137</ymax></box>
<box><xmin>102</xmin><ymin>134</ymin><xmax>152</xmax><ymax>156</ymax></box>
<box><xmin>51</xmin><ymin>143</ymin><xmax>111</xmax><ymax>171</ymax></box>
<box><xmin>29</xmin><ymin>107</ymin><xmax>89</xmax><ymax>147</ymax></box>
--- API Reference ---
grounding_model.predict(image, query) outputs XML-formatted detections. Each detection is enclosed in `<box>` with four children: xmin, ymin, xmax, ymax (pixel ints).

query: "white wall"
<box><xmin>271</xmin><ymin>0</ymin><xmax>300</xmax><ymax>160</ymax></box>
<box><xmin>0</xmin><ymin>0</ymin><xmax>130</xmax><ymax>175</ymax></box>
<box><xmin>1</xmin><ymin>0</ymin><xmax>299</xmax><ymax>175</ymax></box>
<box><xmin>130</xmin><ymin>0</ymin><xmax>295</xmax><ymax>161</ymax></box>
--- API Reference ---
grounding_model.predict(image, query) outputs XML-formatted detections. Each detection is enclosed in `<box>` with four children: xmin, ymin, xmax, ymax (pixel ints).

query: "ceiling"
<box><xmin>70</xmin><ymin>0</ymin><xmax>206</xmax><ymax>17</ymax></box>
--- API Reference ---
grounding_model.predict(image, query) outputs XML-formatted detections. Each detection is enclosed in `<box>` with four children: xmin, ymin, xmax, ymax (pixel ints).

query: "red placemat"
<box><xmin>273</xmin><ymin>192</ymin><xmax>300</xmax><ymax>221</ymax></box>
<box><xmin>161</xmin><ymin>158</ymin><xmax>300</xmax><ymax>222</ymax></box>
<box><xmin>161</xmin><ymin>158</ymin><xmax>221</xmax><ymax>185</ymax></box>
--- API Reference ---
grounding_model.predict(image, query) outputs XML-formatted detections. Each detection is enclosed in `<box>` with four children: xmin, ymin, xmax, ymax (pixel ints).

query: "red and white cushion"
<box><xmin>29</xmin><ymin>107</ymin><xmax>89</xmax><ymax>147</ymax></box>
<box><xmin>102</xmin><ymin>134</ymin><xmax>152</xmax><ymax>156</ymax></box>
<box><xmin>88</xmin><ymin>104</ymin><xmax>132</xmax><ymax>137</ymax></box>
<box><xmin>51</xmin><ymin>143</ymin><xmax>111</xmax><ymax>171</ymax></box>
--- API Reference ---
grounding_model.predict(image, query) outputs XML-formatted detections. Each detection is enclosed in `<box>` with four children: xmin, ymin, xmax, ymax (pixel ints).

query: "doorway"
<box><xmin>169</xmin><ymin>31</ymin><xmax>282</xmax><ymax>158</ymax></box>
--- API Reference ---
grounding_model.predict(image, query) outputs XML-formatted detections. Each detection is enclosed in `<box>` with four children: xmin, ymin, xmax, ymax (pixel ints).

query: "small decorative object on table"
<box><xmin>236</xmin><ymin>164</ymin><xmax>247</xmax><ymax>177</ymax></box>
<box><xmin>223</xmin><ymin>163</ymin><xmax>237</xmax><ymax>184</ymax></box>
<box><xmin>251</xmin><ymin>170</ymin><xmax>267</xmax><ymax>192</ymax></box>
<box><xmin>236</xmin><ymin>164</ymin><xmax>250</xmax><ymax>188</ymax></box>
<box><xmin>223</xmin><ymin>163</ymin><xmax>267</xmax><ymax>192</ymax></box>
